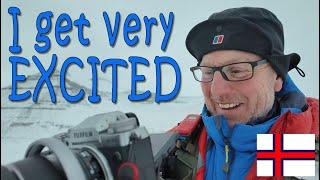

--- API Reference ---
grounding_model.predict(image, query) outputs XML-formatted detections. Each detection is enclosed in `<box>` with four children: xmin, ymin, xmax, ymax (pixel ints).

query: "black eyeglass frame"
<box><xmin>190</xmin><ymin>59</ymin><xmax>269</xmax><ymax>82</ymax></box>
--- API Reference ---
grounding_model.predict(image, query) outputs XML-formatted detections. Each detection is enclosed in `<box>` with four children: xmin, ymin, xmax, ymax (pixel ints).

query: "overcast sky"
<box><xmin>1</xmin><ymin>0</ymin><xmax>319</xmax><ymax>98</ymax></box>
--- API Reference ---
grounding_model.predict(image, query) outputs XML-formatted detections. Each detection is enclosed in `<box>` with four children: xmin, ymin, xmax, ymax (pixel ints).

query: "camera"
<box><xmin>1</xmin><ymin>111</ymin><xmax>180</xmax><ymax>180</ymax></box>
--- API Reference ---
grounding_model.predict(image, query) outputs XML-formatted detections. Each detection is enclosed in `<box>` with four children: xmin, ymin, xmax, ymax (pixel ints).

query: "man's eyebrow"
<box><xmin>201</xmin><ymin>58</ymin><xmax>250</xmax><ymax>66</ymax></box>
<box><xmin>223</xmin><ymin>58</ymin><xmax>247</xmax><ymax>64</ymax></box>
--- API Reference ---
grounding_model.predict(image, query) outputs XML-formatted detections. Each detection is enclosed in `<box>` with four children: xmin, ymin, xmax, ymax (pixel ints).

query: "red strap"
<box><xmin>196</xmin><ymin>166</ymin><xmax>205</xmax><ymax>180</ymax></box>
<box><xmin>169</xmin><ymin>114</ymin><xmax>201</xmax><ymax>136</ymax></box>
<box><xmin>198</xmin><ymin>128</ymin><xmax>207</xmax><ymax>162</ymax></box>
<box><xmin>195</xmin><ymin>128</ymin><xmax>207</xmax><ymax>179</ymax></box>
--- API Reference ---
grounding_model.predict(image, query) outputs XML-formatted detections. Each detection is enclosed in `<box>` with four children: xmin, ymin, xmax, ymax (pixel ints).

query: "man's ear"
<box><xmin>274</xmin><ymin>76</ymin><xmax>283</xmax><ymax>92</ymax></box>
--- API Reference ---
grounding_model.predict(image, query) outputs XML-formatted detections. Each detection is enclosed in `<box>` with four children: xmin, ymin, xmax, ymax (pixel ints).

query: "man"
<box><xmin>172</xmin><ymin>7</ymin><xmax>318</xmax><ymax>180</ymax></box>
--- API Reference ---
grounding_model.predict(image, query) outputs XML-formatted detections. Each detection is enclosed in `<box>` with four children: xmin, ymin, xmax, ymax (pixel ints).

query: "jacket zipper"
<box><xmin>223</xmin><ymin>139</ymin><xmax>233</xmax><ymax>180</ymax></box>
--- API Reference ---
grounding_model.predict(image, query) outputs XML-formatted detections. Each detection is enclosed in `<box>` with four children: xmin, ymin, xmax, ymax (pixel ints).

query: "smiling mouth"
<box><xmin>217</xmin><ymin>103</ymin><xmax>242</xmax><ymax>110</ymax></box>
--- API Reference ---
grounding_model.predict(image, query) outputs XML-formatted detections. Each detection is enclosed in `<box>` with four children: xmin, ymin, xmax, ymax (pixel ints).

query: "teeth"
<box><xmin>218</xmin><ymin>103</ymin><xmax>240</xmax><ymax>109</ymax></box>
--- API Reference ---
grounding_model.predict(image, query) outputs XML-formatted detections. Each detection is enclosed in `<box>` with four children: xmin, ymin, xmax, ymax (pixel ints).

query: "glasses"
<box><xmin>190</xmin><ymin>59</ymin><xmax>268</xmax><ymax>82</ymax></box>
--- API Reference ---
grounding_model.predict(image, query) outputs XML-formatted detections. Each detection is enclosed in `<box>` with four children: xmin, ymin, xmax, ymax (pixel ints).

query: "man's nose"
<box><xmin>210</xmin><ymin>71</ymin><xmax>233</xmax><ymax>94</ymax></box>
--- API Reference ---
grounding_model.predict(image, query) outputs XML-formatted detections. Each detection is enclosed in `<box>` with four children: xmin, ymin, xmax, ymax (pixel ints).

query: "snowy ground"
<box><xmin>1</xmin><ymin>94</ymin><xmax>203</xmax><ymax>164</ymax></box>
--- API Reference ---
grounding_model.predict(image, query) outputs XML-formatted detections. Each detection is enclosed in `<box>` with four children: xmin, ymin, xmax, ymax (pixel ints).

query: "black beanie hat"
<box><xmin>186</xmin><ymin>7</ymin><xmax>305</xmax><ymax>81</ymax></box>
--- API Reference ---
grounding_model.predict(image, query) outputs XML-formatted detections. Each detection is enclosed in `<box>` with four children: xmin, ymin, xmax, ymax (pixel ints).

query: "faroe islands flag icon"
<box><xmin>256</xmin><ymin>134</ymin><xmax>316</xmax><ymax>177</ymax></box>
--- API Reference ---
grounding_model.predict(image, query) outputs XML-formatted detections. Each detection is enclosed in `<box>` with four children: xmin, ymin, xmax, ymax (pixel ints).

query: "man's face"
<box><xmin>200</xmin><ymin>50</ymin><xmax>283</xmax><ymax>127</ymax></box>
